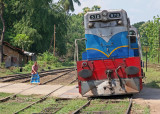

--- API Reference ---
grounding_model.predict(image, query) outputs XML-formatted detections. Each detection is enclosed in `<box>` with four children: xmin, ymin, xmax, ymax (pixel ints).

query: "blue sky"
<box><xmin>54</xmin><ymin>0</ymin><xmax>160</xmax><ymax>24</ymax></box>
<box><xmin>74</xmin><ymin>0</ymin><xmax>160</xmax><ymax>24</ymax></box>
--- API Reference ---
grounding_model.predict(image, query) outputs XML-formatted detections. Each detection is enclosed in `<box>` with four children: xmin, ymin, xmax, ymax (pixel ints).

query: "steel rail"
<box><xmin>35</xmin><ymin>98</ymin><xmax>72</xmax><ymax>114</ymax></box>
<box><xmin>0</xmin><ymin>68</ymin><xmax>73</xmax><ymax>88</ymax></box>
<box><xmin>14</xmin><ymin>78</ymin><xmax>77</xmax><ymax>114</ymax></box>
<box><xmin>0</xmin><ymin>69</ymin><xmax>74</xmax><ymax>103</ymax></box>
<box><xmin>72</xmin><ymin>99</ymin><xmax>92</xmax><ymax>114</ymax></box>
<box><xmin>0</xmin><ymin>67</ymin><xmax>74</xmax><ymax>79</ymax></box>
<box><xmin>126</xmin><ymin>98</ymin><xmax>132</xmax><ymax>114</ymax></box>
<box><xmin>72</xmin><ymin>97</ymin><xmax>132</xmax><ymax>114</ymax></box>
<box><xmin>21</xmin><ymin>69</ymin><xmax>73</xmax><ymax>83</ymax></box>
<box><xmin>0</xmin><ymin>68</ymin><xmax>74</xmax><ymax>83</ymax></box>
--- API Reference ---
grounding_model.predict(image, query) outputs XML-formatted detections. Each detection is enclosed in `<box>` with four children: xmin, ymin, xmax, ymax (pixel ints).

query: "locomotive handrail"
<box><xmin>115</xmin><ymin>66</ymin><xmax>125</xmax><ymax>90</ymax></box>
<box><xmin>74</xmin><ymin>38</ymin><xmax>86</xmax><ymax>77</ymax></box>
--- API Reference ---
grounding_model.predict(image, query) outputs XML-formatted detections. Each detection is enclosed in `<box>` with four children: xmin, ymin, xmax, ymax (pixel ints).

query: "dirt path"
<box><xmin>133</xmin><ymin>86</ymin><xmax>160</xmax><ymax>114</ymax></box>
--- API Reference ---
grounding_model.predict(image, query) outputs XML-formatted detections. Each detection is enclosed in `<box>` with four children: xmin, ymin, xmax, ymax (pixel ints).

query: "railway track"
<box><xmin>0</xmin><ymin>68</ymin><xmax>74</xmax><ymax>103</ymax></box>
<box><xmin>0</xmin><ymin>67</ymin><xmax>74</xmax><ymax>82</ymax></box>
<box><xmin>72</xmin><ymin>97</ymin><xmax>133</xmax><ymax>114</ymax></box>
<box><xmin>14</xmin><ymin>77</ymin><xmax>77</xmax><ymax>114</ymax></box>
<box><xmin>0</xmin><ymin>67</ymin><xmax>74</xmax><ymax>88</ymax></box>
<box><xmin>33</xmin><ymin>98</ymin><xmax>72</xmax><ymax>114</ymax></box>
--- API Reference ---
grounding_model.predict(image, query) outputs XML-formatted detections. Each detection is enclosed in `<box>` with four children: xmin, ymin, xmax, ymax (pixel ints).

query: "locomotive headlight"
<box><xmin>82</xmin><ymin>62</ymin><xmax>87</xmax><ymax>67</ymax></box>
<box><xmin>102</xmin><ymin>10</ymin><xmax>108</xmax><ymax>16</ymax></box>
<box><xmin>118</xmin><ymin>20</ymin><xmax>123</xmax><ymax>25</ymax></box>
<box><xmin>102</xmin><ymin>17</ymin><xmax>107</xmax><ymax>21</ymax></box>
<box><xmin>88</xmin><ymin>23</ymin><xmax>94</xmax><ymax>28</ymax></box>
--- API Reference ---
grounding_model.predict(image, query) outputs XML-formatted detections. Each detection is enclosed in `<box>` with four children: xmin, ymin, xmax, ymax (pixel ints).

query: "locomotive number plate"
<box><xmin>109</xmin><ymin>13</ymin><xmax>121</xmax><ymax>18</ymax></box>
<box><xmin>90</xmin><ymin>14</ymin><xmax>101</xmax><ymax>20</ymax></box>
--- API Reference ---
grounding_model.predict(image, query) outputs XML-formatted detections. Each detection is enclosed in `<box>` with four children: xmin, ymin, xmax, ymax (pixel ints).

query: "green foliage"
<box><xmin>82</xmin><ymin>5</ymin><xmax>101</xmax><ymax>14</ymax></box>
<box><xmin>0</xmin><ymin>62</ymin><xmax>5</xmax><ymax>68</ymax></box>
<box><xmin>65</xmin><ymin>14</ymin><xmax>85</xmax><ymax>59</ymax></box>
<box><xmin>3</xmin><ymin>0</ymin><xmax>69</xmax><ymax>55</ymax></box>
<box><xmin>144</xmin><ymin>67</ymin><xmax>160</xmax><ymax>88</ymax></box>
<box><xmin>38</xmin><ymin>52</ymin><xmax>58</xmax><ymax>64</ymax></box>
<box><xmin>2</xmin><ymin>1</ymin><xmax>103</xmax><ymax>61</ymax></box>
<box><xmin>23</xmin><ymin>61</ymin><xmax>34</xmax><ymax>72</ymax></box>
<box><xmin>132</xmin><ymin>21</ymin><xmax>145</xmax><ymax>31</ymax></box>
<box><xmin>139</xmin><ymin>16</ymin><xmax>160</xmax><ymax>60</ymax></box>
<box><xmin>22</xmin><ymin>51</ymin><xmax>73</xmax><ymax>72</ymax></box>
<box><xmin>58</xmin><ymin>0</ymin><xmax>81</xmax><ymax>12</ymax></box>
<box><xmin>12</xmin><ymin>34</ymin><xmax>33</xmax><ymax>51</ymax></box>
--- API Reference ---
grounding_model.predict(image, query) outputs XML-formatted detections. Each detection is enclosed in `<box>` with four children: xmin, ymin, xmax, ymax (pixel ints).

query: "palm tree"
<box><xmin>82</xmin><ymin>7</ymin><xmax>91</xmax><ymax>14</ymax></box>
<box><xmin>91</xmin><ymin>5</ymin><xmax>101</xmax><ymax>11</ymax></box>
<box><xmin>58</xmin><ymin>0</ymin><xmax>81</xmax><ymax>12</ymax></box>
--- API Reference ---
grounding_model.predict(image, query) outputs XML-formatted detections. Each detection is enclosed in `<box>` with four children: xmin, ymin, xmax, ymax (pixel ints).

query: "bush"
<box><xmin>0</xmin><ymin>62</ymin><xmax>5</xmax><ymax>68</ymax></box>
<box><xmin>9</xmin><ymin>51</ymin><xmax>74</xmax><ymax>74</ymax></box>
<box><xmin>38</xmin><ymin>52</ymin><xmax>58</xmax><ymax>64</ymax></box>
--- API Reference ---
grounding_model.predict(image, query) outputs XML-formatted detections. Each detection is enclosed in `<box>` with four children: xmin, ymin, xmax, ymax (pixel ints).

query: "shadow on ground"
<box><xmin>145</xmin><ymin>81</ymin><xmax>160</xmax><ymax>88</ymax></box>
<box><xmin>133</xmin><ymin>86</ymin><xmax>160</xmax><ymax>100</ymax></box>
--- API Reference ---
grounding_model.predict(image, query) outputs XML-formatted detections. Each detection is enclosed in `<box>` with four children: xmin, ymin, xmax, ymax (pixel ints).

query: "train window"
<box><xmin>130</xmin><ymin>36</ymin><xmax>136</xmax><ymax>43</ymax></box>
<box><xmin>129</xmin><ymin>30</ymin><xmax>136</xmax><ymax>35</ymax></box>
<box><xmin>129</xmin><ymin>30</ymin><xmax>136</xmax><ymax>43</ymax></box>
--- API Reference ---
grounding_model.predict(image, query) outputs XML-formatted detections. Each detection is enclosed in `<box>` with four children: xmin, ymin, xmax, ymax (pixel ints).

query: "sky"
<box><xmin>55</xmin><ymin>0</ymin><xmax>160</xmax><ymax>24</ymax></box>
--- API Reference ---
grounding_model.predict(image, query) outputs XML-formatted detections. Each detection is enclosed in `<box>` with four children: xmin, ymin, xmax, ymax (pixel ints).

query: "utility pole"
<box><xmin>53</xmin><ymin>24</ymin><xmax>56</xmax><ymax>56</ymax></box>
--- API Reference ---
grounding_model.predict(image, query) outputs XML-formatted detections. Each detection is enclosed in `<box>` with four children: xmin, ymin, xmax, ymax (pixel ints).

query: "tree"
<box><xmin>58</xmin><ymin>0</ymin><xmax>81</xmax><ymax>12</ymax></box>
<box><xmin>4</xmin><ymin>0</ymin><xmax>69</xmax><ymax>55</ymax></box>
<box><xmin>0</xmin><ymin>0</ymin><xmax>5</xmax><ymax>63</ymax></box>
<box><xmin>139</xmin><ymin>16</ymin><xmax>160</xmax><ymax>61</ymax></box>
<box><xmin>91</xmin><ymin>5</ymin><xmax>101</xmax><ymax>11</ymax></box>
<box><xmin>82</xmin><ymin>5</ymin><xmax>101</xmax><ymax>14</ymax></box>
<box><xmin>82</xmin><ymin>7</ymin><xmax>90</xmax><ymax>13</ymax></box>
<box><xmin>132</xmin><ymin>21</ymin><xmax>145</xmax><ymax>31</ymax></box>
<box><xmin>13</xmin><ymin>34</ymin><xmax>33</xmax><ymax>51</ymax></box>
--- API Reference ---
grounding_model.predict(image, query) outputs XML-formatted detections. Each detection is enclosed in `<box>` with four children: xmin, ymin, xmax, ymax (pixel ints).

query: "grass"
<box><xmin>0</xmin><ymin>92</ymin><xmax>13</xmax><ymax>99</ymax></box>
<box><xmin>0</xmin><ymin>92</ymin><xmax>149</xmax><ymax>114</ymax></box>
<box><xmin>56</xmin><ymin>99</ymin><xmax>87</xmax><ymax>114</ymax></box>
<box><xmin>144</xmin><ymin>67</ymin><xmax>160</xmax><ymax>88</ymax></box>
<box><xmin>0</xmin><ymin>94</ymin><xmax>41</xmax><ymax>114</ymax></box>
<box><xmin>23</xmin><ymin>99</ymin><xmax>87</xmax><ymax>114</ymax></box>
<box><xmin>82</xmin><ymin>99</ymin><xmax>129</xmax><ymax>114</ymax></box>
<box><xmin>0</xmin><ymin>92</ymin><xmax>87</xmax><ymax>114</ymax></box>
<box><xmin>132</xmin><ymin>103</ymin><xmax>150</xmax><ymax>114</ymax></box>
<box><xmin>81</xmin><ymin>99</ymin><xmax>148</xmax><ymax>114</ymax></box>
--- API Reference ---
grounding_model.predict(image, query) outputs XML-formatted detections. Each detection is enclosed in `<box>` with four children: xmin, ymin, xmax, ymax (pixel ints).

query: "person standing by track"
<box><xmin>31</xmin><ymin>61</ymin><xmax>40</xmax><ymax>85</ymax></box>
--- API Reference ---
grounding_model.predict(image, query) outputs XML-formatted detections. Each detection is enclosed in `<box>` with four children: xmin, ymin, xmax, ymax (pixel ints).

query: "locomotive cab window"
<box><xmin>129</xmin><ymin>30</ymin><xmax>136</xmax><ymax>43</ymax></box>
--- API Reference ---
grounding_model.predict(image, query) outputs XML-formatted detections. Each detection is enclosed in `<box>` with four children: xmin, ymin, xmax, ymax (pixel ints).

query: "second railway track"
<box><xmin>0</xmin><ymin>67</ymin><xmax>74</xmax><ymax>82</ymax></box>
<box><xmin>0</xmin><ymin>67</ymin><xmax>75</xmax><ymax>88</ymax></box>
<box><xmin>0</xmin><ymin>68</ymin><xmax>75</xmax><ymax>103</ymax></box>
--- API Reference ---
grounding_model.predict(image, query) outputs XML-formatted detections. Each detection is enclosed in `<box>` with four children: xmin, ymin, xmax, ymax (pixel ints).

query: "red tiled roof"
<box><xmin>3</xmin><ymin>41</ymin><xmax>25</xmax><ymax>55</ymax></box>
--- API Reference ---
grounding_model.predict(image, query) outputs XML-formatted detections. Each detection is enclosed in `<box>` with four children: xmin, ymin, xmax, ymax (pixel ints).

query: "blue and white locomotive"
<box><xmin>77</xmin><ymin>9</ymin><xmax>143</xmax><ymax>97</ymax></box>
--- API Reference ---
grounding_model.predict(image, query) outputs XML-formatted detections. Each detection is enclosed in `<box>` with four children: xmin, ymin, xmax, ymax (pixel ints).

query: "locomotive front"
<box><xmin>77</xmin><ymin>9</ymin><xmax>144</xmax><ymax>97</ymax></box>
